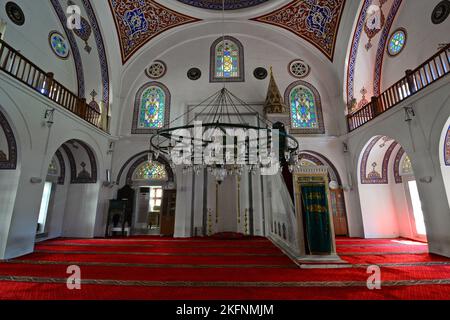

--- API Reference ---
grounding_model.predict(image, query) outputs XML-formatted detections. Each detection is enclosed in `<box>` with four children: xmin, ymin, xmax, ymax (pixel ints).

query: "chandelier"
<box><xmin>149</xmin><ymin>87</ymin><xmax>299</xmax><ymax>183</ymax></box>
<box><xmin>148</xmin><ymin>0</ymin><xmax>299</xmax><ymax>183</ymax></box>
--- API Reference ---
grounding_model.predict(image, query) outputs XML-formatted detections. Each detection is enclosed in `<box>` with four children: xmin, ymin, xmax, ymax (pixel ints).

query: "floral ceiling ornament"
<box><xmin>252</xmin><ymin>0</ymin><xmax>346</xmax><ymax>61</ymax></box>
<box><xmin>108</xmin><ymin>0</ymin><xmax>200</xmax><ymax>64</ymax></box>
<box><xmin>68</xmin><ymin>0</ymin><xmax>92</xmax><ymax>53</ymax></box>
<box><xmin>357</xmin><ymin>86</ymin><xmax>368</xmax><ymax>110</ymax></box>
<box><xmin>89</xmin><ymin>89</ymin><xmax>101</xmax><ymax>113</ymax></box>
<box><xmin>364</xmin><ymin>2</ymin><xmax>386</xmax><ymax>50</ymax></box>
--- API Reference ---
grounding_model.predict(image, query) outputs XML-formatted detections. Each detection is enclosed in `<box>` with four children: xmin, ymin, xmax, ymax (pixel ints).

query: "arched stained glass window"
<box><xmin>290</xmin><ymin>86</ymin><xmax>318</xmax><ymax>129</ymax></box>
<box><xmin>210</xmin><ymin>36</ymin><xmax>244</xmax><ymax>82</ymax></box>
<box><xmin>387</xmin><ymin>28</ymin><xmax>407</xmax><ymax>57</ymax></box>
<box><xmin>133</xmin><ymin>161</ymin><xmax>168</xmax><ymax>181</ymax></box>
<box><xmin>285</xmin><ymin>81</ymin><xmax>325</xmax><ymax>134</ymax></box>
<box><xmin>216</xmin><ymin>40</ymin><xmax>239</xmax><ymax>78</ymax></box>
<box><xmin>132</xmin><ymin>82</ymin><xmax>170</xmax><ymax>134</ymax></box>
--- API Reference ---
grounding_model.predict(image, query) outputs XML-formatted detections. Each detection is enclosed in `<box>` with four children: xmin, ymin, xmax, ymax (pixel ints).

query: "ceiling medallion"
<box><xmin>288</xmin><ymin>60</ymin><xmax>310</xmax><ymax>79</ymax></box>
<box><xmin>176</xmin><ymin>0</ymin><xmax>269</xmax><ymax>10</ymax></box>
<box><xmin>5</xmin><ymin>2</ymin><xmax>25</xmax><ymax>26</ymax></box>
<box><xmin>253</xmin><ymin>67</ymin><xmax>268</xmax><ymax>80</ymax></box>
<box><xmin>145</xmin><ymin>60</ymin><xmax>167</xmax><ymax>79</ymax></box>
<box><xmin>432</xmin><ymin>0</ymin><xmax>450</xmax><ymax>24</ymax></box>
<box><xmin>187</xmin><ymin>67</ymin><xmax>202</xmax><ymax>80</ymax></box>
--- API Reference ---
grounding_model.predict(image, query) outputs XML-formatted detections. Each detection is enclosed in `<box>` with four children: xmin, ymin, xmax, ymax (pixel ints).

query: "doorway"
<box><xmin>37</xmin><ymin>181</ymin><xmax>55</xmax><ymax>236</ymax></box>
<box><xmin>404</xmin><ymin>178</ymin><xmax>427</xmax><ymax>242</ymax></box>
<box><xmin>134</xmin><ymin>186</ymin><xmax>163</xmax><ymax>235</ymax></box>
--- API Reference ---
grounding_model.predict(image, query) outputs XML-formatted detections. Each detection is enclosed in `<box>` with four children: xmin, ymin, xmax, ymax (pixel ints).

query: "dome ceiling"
<box><xmin>175</xmin><ymin>0</ymin><xmax>269</xmax><ymax>10</ymax></box>
<box><xmin>108</xmin><ymin>0</ymin><xmax>200</xmax><ymax>63</ymax></box>
<box><xmin>107</xmin><ymin>0</ymin><xmax>347</xmax><ymax>64</ymax></box>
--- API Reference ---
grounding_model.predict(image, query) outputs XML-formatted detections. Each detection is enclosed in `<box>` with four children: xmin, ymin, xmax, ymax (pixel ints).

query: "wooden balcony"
<box><xmin>0</xmin><ymin>38</ymin><xmax>104</xmax><ymax>130</ymax></box>
<box><xmin>347</xmin><ymin>44</ymin><xmax>450</xmax><ymax>132</ymax></box>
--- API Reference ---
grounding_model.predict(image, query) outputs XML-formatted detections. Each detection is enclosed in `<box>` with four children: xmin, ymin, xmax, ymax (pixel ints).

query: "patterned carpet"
<box><xmin>0</xmin><ymin>236</ymin><xmax>450</xmax><ymax>300</ymax></box>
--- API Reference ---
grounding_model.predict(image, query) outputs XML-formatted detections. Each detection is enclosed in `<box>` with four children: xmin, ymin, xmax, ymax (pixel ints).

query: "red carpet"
<box><xmin>1</xmin><ymin>236</ymin><xmax>450</xmax><ymax>300</ymax></box>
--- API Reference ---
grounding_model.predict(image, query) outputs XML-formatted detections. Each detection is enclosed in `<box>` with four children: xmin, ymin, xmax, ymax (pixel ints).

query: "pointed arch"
<box><xmin>0</xmin><ymin>109</ymin><xmax>17</xmax><ymax>170</ymax></box>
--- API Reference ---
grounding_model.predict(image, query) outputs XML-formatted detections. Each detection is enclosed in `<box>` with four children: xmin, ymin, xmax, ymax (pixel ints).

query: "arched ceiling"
<box><xmin>107</xmin><ymin>0</ymin><xmax>347</xmax><ymax>64</ymax></box>
<box><xmin>175</xmin><ymin>0</ymin><xmax>270</xmax><ymax>10</ymax></box>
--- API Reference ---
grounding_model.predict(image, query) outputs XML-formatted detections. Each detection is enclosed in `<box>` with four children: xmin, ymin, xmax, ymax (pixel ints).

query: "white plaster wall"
<box><xmin>118</xmin><ymin>21</ymin><xmax>343</xmax><ymax>138</ymax></box>
<box><xmin>347</xmin><ymin>76</ymin><xmax>450</xmax><ymax>256</ymax></box>
<box><xmin>0</xmin><ymin>73</ymin><xmax>111</xmax><ymax>259</ymax></box>
<box><xmin>0</xmin><ymin>0</ymin><xmax>77</xmax><ymax>91</ymax></box>
<box><xmin>439</xmin><ymin>116</ymin><xmax>450</xmax><ymax>209</ymax></box>
<box><xmin>381</xmin><ymin>0</ymin><xmax>450</xmax><ymax>91</ymax></box>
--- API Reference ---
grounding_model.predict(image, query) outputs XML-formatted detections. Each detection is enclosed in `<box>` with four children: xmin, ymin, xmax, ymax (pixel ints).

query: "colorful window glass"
<box><xmin>133</xmin><ymin>161</ymin><xmax>168</xmax><ymax>181</ymax></box>
<box><xmin>138</xmin><ymin>86</ymin><xmax>166</xmax><ymax>129</ymax></box>
<box><xmin>49</xmin><ymin>31</ymin><xmax>69</xmax><ymax>59</ymax></box>
<box><xmin>290</xmin><ymin>86</ymin><xmax>319</xmax><ymax>129</ymax></box>
<box><xmin>388</xmin><ymin>29</ymin><xmax>407</xmax><ymax>56</ymax></box>
<box><xmin>215</xmin><ymin>39</ymin><xmax>240</xmax><ymax>78</ymax></box>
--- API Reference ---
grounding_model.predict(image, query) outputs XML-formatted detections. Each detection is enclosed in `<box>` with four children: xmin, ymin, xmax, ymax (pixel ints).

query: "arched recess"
<box><xmin>298</xmin><ymin>151</ymin><xmax>348</xmax><ymax>236</ymax></box>
<box><xmin>61</xmin><ymin>140</ymin><xmax>97</xmax><ymax>184</ymax></box>
<box><xmin>118</xmin><ymin>153</ymin><xmax>175</xmax><ymax>235</ymax></box>
<box><xmin>358</xmin><ymin>135</ymin><xmax>428</xmax><ymax>241</ymax></box>
<box><xmin>439</xmin><ymin>117</ymin><xmax>450</xmax><ymax>208</ymax></box>
<box><xmin>35</xmin><ymin>139</ymin><xmax>99</xmax><ymax>240</ymax></box>
<box><xmin>0</xmin><ymin>109</ymin><xmax>18</xmax><ymax>170</ymax></box>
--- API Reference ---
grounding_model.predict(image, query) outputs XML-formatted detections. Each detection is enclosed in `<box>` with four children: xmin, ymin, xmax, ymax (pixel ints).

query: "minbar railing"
<box><xmin>0</xmin><ymin>38</ymin><xmax>102</xmax><ymax>129</ymax></box>
<box><xmin>347</xmin><ymin>44</ymin><xmax>450</xmax><ymax>132</ymax></box>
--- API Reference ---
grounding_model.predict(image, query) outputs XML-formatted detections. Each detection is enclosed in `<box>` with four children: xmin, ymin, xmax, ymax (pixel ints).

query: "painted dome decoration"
<box><xmin>176</xmin><ymin>0</ymin><xmax>269</xmax><ymax>10</ymax></box>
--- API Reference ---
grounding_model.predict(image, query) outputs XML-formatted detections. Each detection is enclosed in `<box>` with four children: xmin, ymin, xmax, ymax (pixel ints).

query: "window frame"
<box><xmin>284</xmin><ymin>80</ymin><xmax>325</xmax><ymax>134</ymax></box>
<box><xmin>131</xmin><ymin>81</ymin><xmax>171</xmax><ymax>134</ymax></box>
<box><xmin>210</xmin><ymin>36</ymin><xmax>245</xmax><ymax>83</ymax></box>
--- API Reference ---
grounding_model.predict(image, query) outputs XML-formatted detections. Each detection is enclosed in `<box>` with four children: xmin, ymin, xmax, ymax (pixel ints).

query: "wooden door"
<box><xmin>160</xmin><ymin>190</ymin><xmax>177</xmax><ymax>236</ymax></box>
<box><xmin>330</xmin><ymin>189</ymin><xmax>348</xmax><ymax>236</ymax></box>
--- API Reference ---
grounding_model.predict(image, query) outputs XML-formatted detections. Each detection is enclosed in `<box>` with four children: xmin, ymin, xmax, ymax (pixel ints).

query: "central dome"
<box><xmin>176</xmin><ymin>0</ymin><xmax>270</xmax><ymax>10</ymax></box>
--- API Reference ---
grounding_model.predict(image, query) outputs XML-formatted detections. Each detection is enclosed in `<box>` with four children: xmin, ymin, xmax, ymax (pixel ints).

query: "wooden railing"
<box><xmin>347</xmin><ymin>44</ymin><xmax>450</xmax><ymax>132</ymax></box>
<box><xmin>0</xmin><ymin>38</ymin><xmax>102</xmax><ymax>129</ymax></box>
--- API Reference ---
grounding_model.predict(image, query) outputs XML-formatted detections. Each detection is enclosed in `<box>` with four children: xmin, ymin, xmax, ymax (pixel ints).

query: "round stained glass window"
<box><xmin>387</xmin><ymin>28</ymin><xmax>407</xmax><ymax>57</ymax></box>
<box><xmin>49</xmin><ymin>31</ymin><xmax>70</xmax><ymax>59</ymax></box>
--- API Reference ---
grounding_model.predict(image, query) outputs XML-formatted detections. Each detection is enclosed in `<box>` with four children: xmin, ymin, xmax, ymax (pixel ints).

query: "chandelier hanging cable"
<box><xmin>148</xmin><ymin>1</ymin><xmax>299</xmax><ymax>182</ymax></box>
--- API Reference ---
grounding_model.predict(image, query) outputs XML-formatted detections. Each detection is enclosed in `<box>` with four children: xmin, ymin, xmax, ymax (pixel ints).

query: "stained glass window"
<box><xmin>138</xmin><ymin>86</ymin><xmax>166</xmax><ymax>129</ymax></box>
<box><xmin>290</xmin><ymin>86</ymin><xmax>319</xmax><ymax>129</ymax></box>
<box><xmin>133</xmin><ymin>161</ymin><xmax>168</xmax><ymax>181</ymax></box>
<box><xmin>210</xmin><ymin>36</ymin><xmax>244</xmax><ymax>82</ymax></box>
<box><xmin>388</xmin><ymin>29</ymin><xmax>407</xmax><ymax>56</ymax></box>
<box><xmin>215</xmin><ymin>39</ymin><xmax>239</xmax><ymax>78</ymax></box>
<box><xmin>49</xmin><ymin>31</ymin><xmax>69</xmax><ymax>59</ymax></box>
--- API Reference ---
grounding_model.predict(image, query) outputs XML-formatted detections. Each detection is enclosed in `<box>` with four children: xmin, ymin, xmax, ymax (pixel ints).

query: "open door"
<box><xmin>160</xmin><ymin>190</ymin><xmax>177</xmax><ymax>236</ymax></box>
